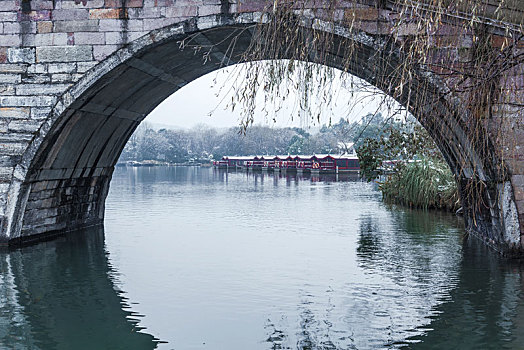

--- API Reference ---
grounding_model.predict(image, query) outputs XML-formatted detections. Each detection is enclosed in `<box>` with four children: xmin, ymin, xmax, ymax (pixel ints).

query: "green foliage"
<box><xmin>356</xmin><ymin>123</ymin><xmax>441</xmax><ymax>181</ymax></box>
<box><xmin>380</xmin><ymin>158</ymin><xmax>460</xmax><ymax>211</ymax></box>
<box><xmin>356</xmin><ymin>122</ymin><xmax>460</xmax><ymax>211</ymax></box>
<box><xmin>355</xmin><ymin>138</ymin><xmax>381</xmax><ymax>181</ymax></box>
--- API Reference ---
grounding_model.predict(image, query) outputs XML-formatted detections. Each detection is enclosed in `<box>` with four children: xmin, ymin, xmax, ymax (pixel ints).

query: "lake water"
<box><xmin>1</xmin><ymin>166</ymin><xmax>523</xmax><ymax>349</ymax></box>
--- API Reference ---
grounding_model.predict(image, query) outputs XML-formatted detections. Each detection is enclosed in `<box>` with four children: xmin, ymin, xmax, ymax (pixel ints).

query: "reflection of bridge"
<box><xmin>0</xmin><ymin>1</ymin><xmax>522</xmax><ymax>254</ymax></box>
<box><xmin>0</xmin><ymin>226</ymin><xmax>158</xmax><ymax>348</ymax></box>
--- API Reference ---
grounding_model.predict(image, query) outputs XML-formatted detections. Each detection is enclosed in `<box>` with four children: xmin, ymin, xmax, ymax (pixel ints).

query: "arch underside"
<box><xmin>9</xmin><ymin>17</ymin><xmax>505</xmax><ymax>249</ymax></box>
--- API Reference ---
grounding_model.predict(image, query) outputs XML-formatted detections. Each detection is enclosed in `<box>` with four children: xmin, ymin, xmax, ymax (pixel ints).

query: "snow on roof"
<box><xmin>223</xmin><ymin>154</ymin><xmax>359</xmax><ymax>161</ymax></box>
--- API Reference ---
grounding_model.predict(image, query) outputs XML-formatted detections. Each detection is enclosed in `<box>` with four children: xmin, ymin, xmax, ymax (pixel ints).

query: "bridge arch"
<box><xmin>1</xmin><ymin>12</ymin><xmax>521</xmax><ymax>254</ymax></box>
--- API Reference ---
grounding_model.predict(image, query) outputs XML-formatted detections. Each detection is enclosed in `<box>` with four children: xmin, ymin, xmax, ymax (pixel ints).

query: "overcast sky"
<box><xmin>146</xmin><ymin>63</ymin><xmax>406</xmax><ymax>130</ymax></box>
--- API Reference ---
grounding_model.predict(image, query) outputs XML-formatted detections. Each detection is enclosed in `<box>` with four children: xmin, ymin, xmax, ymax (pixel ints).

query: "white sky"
<box><xmin>146</xmin><ymin>63</ymin><xmax>406</xmax><ymax>130</ymax></box>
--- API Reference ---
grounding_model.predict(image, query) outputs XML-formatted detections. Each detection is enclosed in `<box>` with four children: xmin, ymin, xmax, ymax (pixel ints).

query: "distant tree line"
<box><xmin>119</xmin><ymin>113</ymin><xmax>389</xmax><ymax>163</ymax></box>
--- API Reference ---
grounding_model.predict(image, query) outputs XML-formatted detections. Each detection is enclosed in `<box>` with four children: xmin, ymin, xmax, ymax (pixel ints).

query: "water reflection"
<box><xmin>409</xmin><ymin>236</ymin><xmax>524</xmax><ymax>349</ymax></box>
<box><xmin>1</xmin><ymin>167</ymin><xmax>523</xmax><ymax>349</ymax></box>
<box><xmin>0</xmin><ymin>227</ymin><xmax>158</xmax><ymax>350</ymax></box>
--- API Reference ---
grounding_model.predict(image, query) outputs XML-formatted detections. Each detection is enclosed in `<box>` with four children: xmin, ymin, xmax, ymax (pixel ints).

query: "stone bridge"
<box><xmin>0</xmin><ymin>0</ymin><xmax>523</xmax><ymax>255</ymax></box>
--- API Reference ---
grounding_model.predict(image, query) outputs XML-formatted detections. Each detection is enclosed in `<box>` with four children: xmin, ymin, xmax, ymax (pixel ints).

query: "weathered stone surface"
<box><xmin>105</xmin><ymin>0</ymin><xmax>143</xmax><ymax>7</ymax></box>
<box><xmin>73</xmin><ymin>32</ymin><xmax>106</xmax><ymax>45</ymax></box>
<box><xmin>52</xmin><ymin>9</ymin><xmax>90</xmax><ymax>21</ymax></box>
<box><xmin>33</xmin><ymin>33</ymin><xmax>69</xmax><ymax>46</ymax></box>
<box><xmin>0</xmin><ymin>107</ymin><xmax>31</xmax><ymax>119</ymax></box>
<box><xmin>16</xmin><ymin>83</ymin><xmax>71</xmax><ymax>95</ymax></box>
<box><xmin>47</xmin><ymin>63</ymin><xmax>77</xmax><ymax>74</ymax></box>
<box><xmin>30</xmin><ymin>107</ymin><xmax>52</xmax><ymax>119</ymax></box>
<box><xmin>18</xmin><ymin>11</ymin><xmax>52</xmax><ymax>22</ymax></box>
<box><xmin>59</xmin><ymin>0</ymin><xmax>105</xmax><ymax>9</ymax></box>
<box><xmin>0</xmin><ymin>73</ymin><xmax>21</xmax><ymax>83</ymax></box>
<box><xmin>8</xmin><ymin>48</ymin><xmax>36</xmax><ymax>64</ymax></box>
<box><xmin>0</xmin><ymin>12</ymin><xmax>18</xmax><ymax>22</ymax></box>
<box><xmin>0</xmin><ymin>95</ymin><xmax>56</xmax><ymax>107</ymax></box>
<box><xmin>35</xmin><ymin>18</ymin><xmax>52</xmax><ymax>31</ymax></box>
<box><xmin>0</xmin><ymin>64</ymin><xmax>28</xmax><ymax>74</ymax></box>
<box><xmin>77</xmin><ymin>61</ymin><xmax>98</xmax><ymax>73</ymax></box>
<box><xmin>89</xmin><ymin>8</ymin><xmax>127</xmax><ymax>19</ymax></box>
<box><xmin>8</xmin><ymin>120</ymin><xmax>42</xmax><ymax>133</ymax></box>
<box><xmin>36</xmin><ymin>46</ymin><xmax>93</xmax><ymax>62</ymax></box>
<box><xmin>0</xmin><ymin>1</ymin><xmax>18</xmax><ymax>12</ymax></box>
<box><xmin>54</xmin><ymin>20</ymin><xmax>99</xmax><ymax>32</ymax></box>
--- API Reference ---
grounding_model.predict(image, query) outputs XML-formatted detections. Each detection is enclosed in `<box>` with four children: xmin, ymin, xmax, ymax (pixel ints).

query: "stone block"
<box><xmin>164</xmin><ymin>5</ymin><xmax>198</xmax><ymax>18</ymax></box>
<box><xmin>0</xmin><ymin>1</ymin><xmax>17</xmax><ymax>12</ymax></box>
<box><xmin>0</xmin><ymin>12</ymin><xmax>18</xmax><ymax>22</ymax></box>
<box><xmin>105</xmin><ymin>32</ymin><xmax>125</xmax><ymax>45</ymax></box>
<box><xmin>516</xmin><ymin>200</ymin><xmax>524</xmax><ymax>215</ymax></box>
<box><xmin>0</xmin><ymin>167</ymin><xmax>14</xmax><ymax>182</ymax></box>
<box><xmin>513</xmin><ymin>174</ymin><xmax>524</xmax><ymax>187</ymax></box>
<box><xmin>52</xmin><ymin>9</ymin><xmax>90</xmax><ymax>21</ymax></box>
<box><xmin>0</xmin><ymin>48</ymin><xmax>6</xmax><ymax>64</ymax></box>
<box><xmin>34</xmin><ymin>33</ymin><xmax>69</xmax><ymax>46</ymax></box>
<box><xmin>143</xmin><ymin>0</ymin><xmax>172</xmax><ymax>6</ymax></box>
<box><xmin>127</xmin><ymin>6</ymin><xmax>162</xmax><ymax>19</ymax></box>
<box><xmin>0</xmin><ymin>132</ymin><xmax>34</xmax><ymax>142</ymax></box>
<box><xmin>0</xmin><ymin>107</ymin><xmax>31</xmax><ymax>119</ymax></box>
<box><xmin>93</xmin><ymin>45</ymin><xmax>118</xmax><ymax>60</ymax></box>
<box><xmin>51</xmin><ymin>73</ymin><xmax>74</xmax><ymax>82</ymax></box>
<box><xmin>97</xmin><ymin>18</ymin><xmax>143</xmax><ymax>31</ymax></box>
<box><xmin>0</xmin><ymin>142</ymin><xmax>29</xmax><ymax>156</ymax></box>
<box><xmin>0</xmin><ymin>64</ymin><xmax>28</xmax><ymax>74</ymax></box>
<box><xmin>72</xmin><ymin>73</ymin><xmax>84</xmax><ymax>82</ymax></box>
<box><xmin>54</xmin><ymin>20</ymin><xmax>99</xmax><ymax>33</ymax></box>
<box><xmin>8</xmin><ymin>120</ymin><xmax>42</xmax><ymax>133</ymax></box>
<box><xmin>31</xmin><ymin>107</ymin><xmax>52</xmax><ymax>119</ymax></box>
<box><xmin>48</xmin><ymin>63</ymin><xmax>77</xmax><ymax>74</ymax></box>
<box><xmin>25</xmin><ymin>198</ymin><xmax>55</xmax><ymax>211</ymax></box>
<box><xmin>492</xmin><ymin>35</ymin><xmax>511</xmax><ymax>49</ymax></box>
<box><xmin>89</xmin><ymin>8</ymin><xmax>127</xmax><ymax>19</ymax></box>
<box><xmin>3</xmin><ymin>22</ymin><xmax>22</xmax><ymax>34</ymax></box>
<box><xmin>0</xmin><ymin>95</ymin><xmax>56</xmax><ymax>107</ymax></box>
<box><xmin>0</xmin><ymin>155</ymin><xmax>16</xmax><ymax>169</ymax></box>
<box><xmin>77</xmin><ymin>61</ymin><xmax>97</xmax><ymax>73</ymax></box>
<box><xmin>59</xmin><ymin>0</ymin><xmax>105</xmax><ymax>9</ymax></box>
<box><xmin>143</xmin><ymin>17</ymin><xmax>179</xmax><ymax>31</ymax></box>
<box><xmin>344</xmin><ymin>7</ymin><xmax>381</xmax><ymax>21</ymax></box>
<box><xmin>21</xmin><ymin>74</ymin><xmax>51</xmax><ymax>84</ymax></box>
<box><xmin>36</xmin><ymin>46</ymin><xmax>93</xmax><ymax>63</ymax></box>
<box><xmin>199</xmin><ymin>5</ymin><xmax>221</xmax><ymax>16</ymax></box>
<box><xmin>31</xmin><ymin>0</ymin><xmax>55</xmax><ymax>10</ymax></box>
<box><xmin>18</xmin><ymin>10</ymin><xmax>52</xmax><ymax>22</ymax></box>
<box><xmin>37</xmin><ymin>21</ymin><xmax>53</xmax><ymax>33</ymax></box>
<box><xmin>8</xmin><ymin>48</ymin><xmax>35</xmax><ymax>64</ymax></box>
<box><xmin>0</xmin><ymin>35</ymin><xmax>20</xmax><ymax>47</ymax></box>
<box><xmin>27</xmin><ymin>64</ymin><xmax>47</xmax><ymax>74</ymax></box>
<box><xmin>73</xmin><ymin>32</ymin><xmax>106</xmax><ymax>45</ymax></box>
<box><xmin>127</xmin><ymin>31</ymin><xmax>147</xmax><ymax>41</ymax></box>
<box><xmin>0</xmin><ymin>74</ymin><xmax>21</xmax><ymax>84</ymax></box>
<box><xmin>0</xmin><ymin>85</ymin><xmax>15</xmax><ymax>95</ymax></box>
<box><xmin>514</xmin><ymin>184</ymin><xmax>524</xmax><ymax>202</ymax></box>
<box><xmin>105</xmin><ymin>0</ymin><xmax>143</xmax><ymax>7</ymax></box>
<box><xmin>16</xmin><ymin>83</ymin><xmax>71</xmax><ymax>96</ymax></box>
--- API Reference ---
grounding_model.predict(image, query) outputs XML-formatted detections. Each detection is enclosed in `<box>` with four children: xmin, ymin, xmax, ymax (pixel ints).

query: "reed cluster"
<box><xmin>380</xmin><ymin>158</ymin><xmax>461</xmax><ymax>212</ymax></box>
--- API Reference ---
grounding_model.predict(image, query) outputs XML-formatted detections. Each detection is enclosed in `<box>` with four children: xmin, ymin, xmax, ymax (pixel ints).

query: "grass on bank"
<box><xmin>379</xmin><ymin>158</ymin><xmax>461</xmax><ymax>212</ymax></box>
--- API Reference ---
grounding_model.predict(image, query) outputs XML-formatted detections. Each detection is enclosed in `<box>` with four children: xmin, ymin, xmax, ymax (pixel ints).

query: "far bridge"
<box><xmin>0</xmin><ymin>0</ymin><xmax>523</xmax><ymax>255</ymax></box>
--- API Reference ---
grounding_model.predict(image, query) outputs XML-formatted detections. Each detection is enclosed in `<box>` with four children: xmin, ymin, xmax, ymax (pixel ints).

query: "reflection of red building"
<box><xmin>214</xmin><ymin>155</ymin><xmax>360</xmax><ymax>173</ymax></box>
